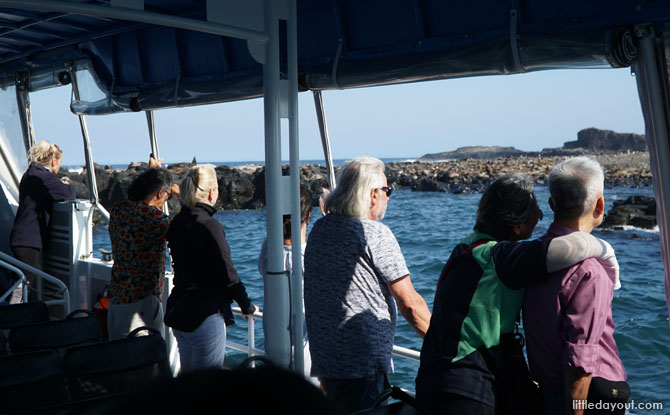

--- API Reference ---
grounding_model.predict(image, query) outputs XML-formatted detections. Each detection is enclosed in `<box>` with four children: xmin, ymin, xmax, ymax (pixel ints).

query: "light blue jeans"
<box><xmin>173</xmin><ymin>313</ymin><xmax>227</xmax><ymax>374</ymax></box>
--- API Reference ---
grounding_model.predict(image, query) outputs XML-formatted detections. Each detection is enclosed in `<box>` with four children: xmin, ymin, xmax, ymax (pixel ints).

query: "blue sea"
<box><xmin>92</xmin><ymin>183</ymin><xmax>669</xmax><ymax>412</ymax></box>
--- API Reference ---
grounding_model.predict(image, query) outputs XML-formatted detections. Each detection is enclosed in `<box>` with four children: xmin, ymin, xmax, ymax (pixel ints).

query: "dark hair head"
<box><xmin>283</xmin><ymin>184</ymin><xmax>312</xmax><ymax>240</ymax></box>
<box><xmin>127</xmin><ymin>168</ymin><xmax>173</xmax><ymax>202</ymax></box>
<box><xmin>474</xmin><ymin>173</ymin><xmax>537</xmax><ymax>241</ymax></box>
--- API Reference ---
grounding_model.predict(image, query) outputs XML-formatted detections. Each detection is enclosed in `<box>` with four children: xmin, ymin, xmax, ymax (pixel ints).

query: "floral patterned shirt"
<box><xmin>109</xmin><ymin>200</ymin><xmax>170</xmax><ymax>304</ymax></box>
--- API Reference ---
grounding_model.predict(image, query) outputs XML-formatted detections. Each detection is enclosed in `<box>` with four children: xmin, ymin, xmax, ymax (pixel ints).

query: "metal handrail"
<box><xmin>230</xmin><ymin>307</ymin><xmax>421</xmax><ymax>362</ymax></box>
<box><xmin>0</xmin><ymin>251</ymin><xmax>70</xmax><ymax>314</ymax></box>
<box><xmin>0</xmin><ymin>260</ymin><xmax>27</xmax><ymax>303</ymax></box>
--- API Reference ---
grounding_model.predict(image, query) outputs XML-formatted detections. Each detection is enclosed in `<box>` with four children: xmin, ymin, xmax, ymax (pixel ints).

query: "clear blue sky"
<box><xmin>29</xmin><ymin>67</ymin><xmax>644</xmax><ymax>166</ymax></box>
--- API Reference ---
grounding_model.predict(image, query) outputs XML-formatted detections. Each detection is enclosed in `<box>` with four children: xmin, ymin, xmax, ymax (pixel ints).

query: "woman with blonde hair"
<box><xmin>10</xmin><ymin>140</ymin><xmax>75</xmax><ymax>302</ymax></box>
<box><xmin>164</xmin><ymin>164</ymin><xmax>257</xmax><ymax>372</ymax></box>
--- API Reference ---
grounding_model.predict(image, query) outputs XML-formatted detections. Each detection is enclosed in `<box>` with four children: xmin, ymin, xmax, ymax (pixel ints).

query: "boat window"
<box><xmin>74</xmin><ymin>69</ymin><xmax>107</xmax><ymax>103</ymax></box>
<box><xmin>0</xmin><ymin>85</ymin><xmax>29</xmax><ymax>185</ymax></box>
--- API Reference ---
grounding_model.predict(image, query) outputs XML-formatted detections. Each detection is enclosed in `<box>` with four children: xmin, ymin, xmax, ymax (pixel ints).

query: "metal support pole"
<box><xmin>634</xmin><ymin>27</ymin><xmax>670</xmax><ymax>321</ymax></box>
<box><xmin>313</xmin><ymin>91</ymin><xmax>337</xmax><ymax>190</ymax></box>
<box><xmin>16</xmin><ymin>78</ymin><xmax>35</xmax><ymax>152</ymax></box>
<box><xmin>71</xmin><ymin>69</ymin><xmax>110</xmax><ymax>222</ymax></box>
<box><xmin>262</xmin><ymin>0</ymin><xmax>291</xmax><ymax>368</ymax></box>
<box><xmin>146</xmin><ymin>110</ymin><xmax>168</xmax><ymax>215</ymax></box>
<box><xmin>288</xmin><ymin>0</ymin><xmax>304</xmax><ymax>375</ymax></box>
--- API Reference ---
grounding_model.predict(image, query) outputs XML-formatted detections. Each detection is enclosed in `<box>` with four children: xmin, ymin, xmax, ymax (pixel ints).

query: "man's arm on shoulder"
<box><xmin>493</xmin><ymin>232</ymin><xmax>619</xmax><ymax>289</ymax></box>
<box><xmin>388</xmin><ymin>275</ymin><xmax>431</xmax><ymax>338</ymax></box>
<box><xmin>493</xmin><ymin>239</ymin><xmax>551</xmax><ymax>289</ymax></box>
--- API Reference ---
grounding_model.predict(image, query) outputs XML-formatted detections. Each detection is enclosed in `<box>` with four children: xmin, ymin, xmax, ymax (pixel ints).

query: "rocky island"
<box><xmin>60</xmin><ymin>127</ymin><xmax>654</xmax><ymax>228</ymax></box>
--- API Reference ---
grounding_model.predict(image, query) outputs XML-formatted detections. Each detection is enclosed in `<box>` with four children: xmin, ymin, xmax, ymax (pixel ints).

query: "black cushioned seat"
<box><xmin>0</xmin><ymin>349</ymin><xmax>69</xmax><ymax>412</ymax></box>
<box><xmin>9</xmin><ymin>309</ymin><xmax>101</xmax><ymax>355</ymax></box>
<box><xmin>0</xmin><ymin>330</ymin><xmax>6</xmax><ymax>356</ymax></box>
<box><xmin>63</xmin><ymin>326</ymin><xmax>171</xmax><ymax>400</ymax></box>
<box><xmin>0</xmin><ymin>301</ymin><xmax>49</xmax><ymax>329</ymax></box>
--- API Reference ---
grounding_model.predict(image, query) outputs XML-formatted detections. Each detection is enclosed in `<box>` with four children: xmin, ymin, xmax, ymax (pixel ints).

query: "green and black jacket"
<box><xmin>415</xmin><ymin>232</ymin><xmax>551</xmax><ymax>408</ymax></box>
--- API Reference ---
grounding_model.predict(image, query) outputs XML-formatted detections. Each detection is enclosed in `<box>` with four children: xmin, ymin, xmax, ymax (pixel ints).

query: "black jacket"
<box><xmin>164</xmin><ymin>203</ymin><xmax>255</xmax><ymax>331</ymax></box>
<box><xmin>10</xmin><ymin>162</ymin><xmax>76</xmax><ymax>249</ymax></box>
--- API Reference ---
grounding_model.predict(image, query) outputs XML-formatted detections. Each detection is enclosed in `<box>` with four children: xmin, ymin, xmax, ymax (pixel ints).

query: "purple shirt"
<box><xmin>523</xmin><ymin>223</ymin><xmax>626</xmax><ymax>392</ymax></box>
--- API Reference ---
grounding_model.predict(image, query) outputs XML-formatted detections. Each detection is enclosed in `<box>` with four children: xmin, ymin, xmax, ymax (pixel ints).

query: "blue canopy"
<box><xmin>0</xmin><ymin>1</ymin><xmax>665</xmax><ymax>112</ymax></box>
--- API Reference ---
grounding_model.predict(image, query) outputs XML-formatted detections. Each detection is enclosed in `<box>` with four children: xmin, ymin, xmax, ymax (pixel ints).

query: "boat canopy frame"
<box><xmin>0</xmin><ymin>2</ymin><xmax>668</xmax><ymax>376</ymax></box>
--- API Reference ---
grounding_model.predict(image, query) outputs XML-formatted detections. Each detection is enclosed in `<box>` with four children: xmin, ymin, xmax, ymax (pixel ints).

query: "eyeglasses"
<box><xmin>379</xmin><ymin>186</ymin><xmax>393</xmax><ymax>197</ymax></box>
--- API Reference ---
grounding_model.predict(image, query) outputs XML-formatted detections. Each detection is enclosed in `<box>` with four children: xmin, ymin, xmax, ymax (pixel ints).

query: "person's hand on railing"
<box><xmin>242</xmin><ymin>304</ymin><xmax>259</xmax><ymax>321</ymax></box>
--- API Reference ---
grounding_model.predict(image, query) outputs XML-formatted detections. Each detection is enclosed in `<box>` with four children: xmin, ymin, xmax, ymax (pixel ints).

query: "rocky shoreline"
<box><xmin>59</xmin><ymin>151</ymin><xmax>652</xmax><ymax>222</ymax></box>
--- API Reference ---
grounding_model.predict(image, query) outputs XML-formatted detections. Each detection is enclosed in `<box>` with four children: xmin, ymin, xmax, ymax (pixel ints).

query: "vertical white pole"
<box><xmin>263</xmin><ymin>0</ymin><xmax>291</xmax><ymax>367</ymax></box>
<box><xmin>287</xmin><ymin>0</ymin><xmax>304</xmax><ymax>375</ymax></box>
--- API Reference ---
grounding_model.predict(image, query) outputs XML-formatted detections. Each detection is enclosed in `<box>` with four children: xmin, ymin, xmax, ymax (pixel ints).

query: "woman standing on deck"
<box><xmin>107</xmin><ymin>157</ymin><xmax>178</xmax><ymax>340</ymax></box>
<box><xmin>10</xmin><ymin>140</ymin><xmax>75</xmax><ymax>302</ymax></box>
<box><xmin>165</xmin><ymin>164</ymin><xmax>257</xmax><ymax>373</ymax></box>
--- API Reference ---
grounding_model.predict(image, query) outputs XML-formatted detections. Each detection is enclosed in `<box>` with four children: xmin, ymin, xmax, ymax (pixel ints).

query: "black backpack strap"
<box><xmin>437</xmin><ymin>238</ymin><xmax>492</xmax><ymax>289</ymax></box>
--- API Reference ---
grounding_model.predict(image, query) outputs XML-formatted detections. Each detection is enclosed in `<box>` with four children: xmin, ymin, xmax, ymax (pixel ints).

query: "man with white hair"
<box><xmin>303</xmin><ymin>156</ymin><xmax>431</xmax><ymax>413</ymax></box>
<box><xmin>523</xmin><ymin>157</ymin><xmax>628</xmax><ymax>415</ymax></box>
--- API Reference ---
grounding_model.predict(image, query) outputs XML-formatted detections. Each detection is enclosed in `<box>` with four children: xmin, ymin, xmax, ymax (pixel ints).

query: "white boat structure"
<box><xmin>0</xmin><ymin>0</ymin><xmax>668</xmax><ymax>412</ymax></box>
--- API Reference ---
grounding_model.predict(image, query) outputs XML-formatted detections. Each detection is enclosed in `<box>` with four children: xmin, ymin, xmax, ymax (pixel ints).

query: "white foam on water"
<box><xmin>601</xmin><ymin>224</ymin><xmax>660</xmax><ymax>233</ymax></box>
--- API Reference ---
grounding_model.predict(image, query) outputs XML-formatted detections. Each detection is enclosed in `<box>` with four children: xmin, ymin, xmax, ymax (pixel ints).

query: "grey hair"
<box><xmin>180</xmin><ymin>164</ymin><xmax>218</xmax><ymax>208</ymax></box>
<box><xmin>548</xmin><ymin>156</ymin><xmax>604</xmax><ymax>220</ymax></box>
<box><xmin>474</xmin><ymin>173</ymin><xmax>537</xmax><ymax>241</ymax></box>
<box><xmin>324</xmin><ymin>156</ymin><xmax>385</xmax><ymax>219</ymax></box>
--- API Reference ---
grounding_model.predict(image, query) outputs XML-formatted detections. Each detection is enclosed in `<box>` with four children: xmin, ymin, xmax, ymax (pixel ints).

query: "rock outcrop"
<box><xmin>601</xmin><ymin>196</ymin><xmax>657</xmax><ymax>229</ymax></box>
<box><xmin>419</xmin><ymin>146</ymin><xmax>527</xmax><ymax>161</ymax></box>
<box><xmin>419</xmin><ymin>128</ymin><xmax>646</xmax><ymax>161</ymax></box>
<box><xmin>563</xmin><ymin>128</ymin><xmax>646</xmax><ymax>152</ymax></box>
<box><xmin>62</xmin><ymin>151</ymin><xmax>652</xmax><ymax>226</ymax></box>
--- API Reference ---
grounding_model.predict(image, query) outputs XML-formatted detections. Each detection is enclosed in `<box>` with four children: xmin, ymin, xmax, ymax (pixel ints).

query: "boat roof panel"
<box><xmin>0</xmin><ymin>0</ymin><xmax>667</xmax><ymax>111</ymax></box>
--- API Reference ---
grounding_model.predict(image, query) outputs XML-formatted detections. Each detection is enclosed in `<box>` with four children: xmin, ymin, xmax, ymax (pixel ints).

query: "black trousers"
<box><xmin>422</xmin><ymin>392</ymin><xmax>496</xmax><ymax>415</ymax></box>
<box><xmin>11</xmin><ymin>246</ymin><xmax>41</xmax><ymax>302</ymax></box>
<box><xmin>584</xmin><ymin>377</ymin><xmax>630</xmax><ymax>415</ymax></box>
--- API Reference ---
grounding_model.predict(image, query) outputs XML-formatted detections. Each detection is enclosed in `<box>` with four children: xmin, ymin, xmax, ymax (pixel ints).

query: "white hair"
<box><xmin>324</xmin><ymin>156</ymin><xmax>385</xmax><ymax>219</ymax></box>
<box><xmin>548</xmin><ymin>156</ymin><xmax>604</xmax><ymax>219</ymax></box>
<box><xmin>180</xmin><ymin>164</ymin><xmax>218</xmax><ymax>208</ymax></box>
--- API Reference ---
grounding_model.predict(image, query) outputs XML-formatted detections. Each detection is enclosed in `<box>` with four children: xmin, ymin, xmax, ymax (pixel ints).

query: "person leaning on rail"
<box><xmin>415</xmin><ymin>173</ymin><xmax>621</xmax><ymax>415</ymax></box>
<box><xmin>523</xmin><ymin>157</ymin><xmax>628</xmax><ymax>415</ymax></box>
<box><xmin>9</xmin><ymin>140</ymin><xmax>75</xmax><ymax>303</ymax></box>
<box><xmin>303</xmin><ymin>156</ymin><xmax>432</xmax><ymax>413</ymax></box>
<box><xmin>164</xmin><ymin>164</ymin><xmax>257</xmax><ymax>373</ymax></box>
<box><xmin>107</xmin><ymin>155</ymin><xmax>179</xmax><ymax>340</ymax></box>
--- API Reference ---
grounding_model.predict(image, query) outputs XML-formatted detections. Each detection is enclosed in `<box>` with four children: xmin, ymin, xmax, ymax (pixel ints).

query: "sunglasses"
<box><xmin>379</xmin><ymin>186</ymin><xmax>393</xmax><ymax>197</ymax></box>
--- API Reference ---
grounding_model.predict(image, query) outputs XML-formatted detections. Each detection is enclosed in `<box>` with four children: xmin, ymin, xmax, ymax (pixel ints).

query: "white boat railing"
<box><xmin>230</xmin><ymin>307</ymin><xmax>421</xmax><ymax>362</ymax></box>
<box><xmin>0</xmin><ymin>251</ymin><xmax>70</xmax><ymax>314</ymax></box>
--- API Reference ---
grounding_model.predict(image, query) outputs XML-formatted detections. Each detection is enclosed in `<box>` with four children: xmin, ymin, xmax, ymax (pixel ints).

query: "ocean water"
<box><xmin>92</xmin><ymin>185</ymin><xmax>670</xmax><ymax>410</ymax></box>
